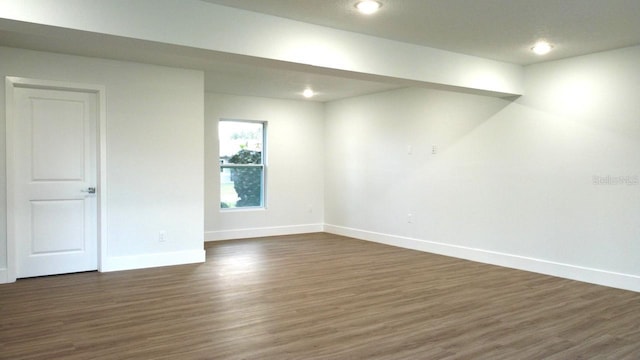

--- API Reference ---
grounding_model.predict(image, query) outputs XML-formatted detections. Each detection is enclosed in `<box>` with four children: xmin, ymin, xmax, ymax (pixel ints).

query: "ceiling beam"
<box><xmin>0</xmin><ymin>0</ymin><xmax>524</xmax><ymax>97</ymax></box>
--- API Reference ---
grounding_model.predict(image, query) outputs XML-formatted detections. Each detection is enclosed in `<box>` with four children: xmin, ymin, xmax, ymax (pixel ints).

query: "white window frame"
<box><xmin>219</xmin><ymin>119</ymin><xmax>267</xmax><ymax>210</ymax></box>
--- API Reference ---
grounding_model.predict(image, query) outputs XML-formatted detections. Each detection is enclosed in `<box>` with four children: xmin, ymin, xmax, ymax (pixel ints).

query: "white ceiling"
<box><xmin>1</xmin><ymin>1</ymin><xmax>639</xmax><ymax>101</ymax></box>
<box><xmin>201</xmin><ymin>0</ymin><xmax>640</xmax><ymax>65</ymax></box>
<box><xmin>0</xmin><ymin>20</ymin><xmax>403</xmax><ymax>102</ymax></box>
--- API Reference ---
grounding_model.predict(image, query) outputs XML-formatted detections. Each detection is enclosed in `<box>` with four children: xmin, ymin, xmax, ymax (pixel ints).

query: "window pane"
<box><xmin>221</xmin><ymin>166</ymin><xmax>263</xmax><ymax>208</ymax></box>
<box><xmin>219</xmin><ymin>121</ymin><xmax>263</xmax><ymax>164</ymax></box>
<box><xmin>220</xmin><ymin>167</ymin><xmax>239</xmax><ymax>208</ymax></box>
<box><xmin>219</xmin><ymin>120</ymin><xmax>265</xmax><ymax>209</ymax></box>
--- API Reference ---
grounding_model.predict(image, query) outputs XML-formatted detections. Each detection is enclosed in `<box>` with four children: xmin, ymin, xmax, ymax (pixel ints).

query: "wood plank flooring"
<box><xmin>1</xmin><ymin>233</ymin><xmax>639</xmax><ymax>359</ymax></box>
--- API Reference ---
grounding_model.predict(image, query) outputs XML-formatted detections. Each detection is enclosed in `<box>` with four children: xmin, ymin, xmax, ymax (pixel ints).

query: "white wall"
<box><xmin>0</xmin><ymin>0</ymin><xmax>523</xmax><ymax>96</ymax></box>
<box><xmin>205</xmin><ymin>93</ymin><xmax>324</xmax><ymax>240</ymax></box>
<box><xmin>0</xmin><ymin>47</ymin><xmax>205</xmax><ymax>280</ymax></box>
<box><xmin>2</xmin><ymin>43</ymin><xmax>636</xmax><ymax>291</ymax></box>
<box><xmin>325</xmin><ymin>46</ymin><xmax>640</xmax><ymax>292</ymax></box>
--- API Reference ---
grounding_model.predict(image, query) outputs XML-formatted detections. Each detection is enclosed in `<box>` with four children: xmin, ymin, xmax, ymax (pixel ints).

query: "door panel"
<box><xmin>31</xmin><ymin>200</ymin><xmax>86</xmax><ymax>254</ymax></box>
<box><xmin>31</xmin><ymin>98</ymin><xmax>86</xmax><ymax>181</ymax></box>
<box><xmin>12</xmin><ymin>86</ymin><xmax>98</xmax><ymax>278</ymax></box>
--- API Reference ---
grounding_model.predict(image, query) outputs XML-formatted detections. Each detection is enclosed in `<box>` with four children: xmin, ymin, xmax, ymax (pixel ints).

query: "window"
<box><xmin>219</xmin><ymin>120</ymin><xmax>266</xmax><ymax>209</ymax></box>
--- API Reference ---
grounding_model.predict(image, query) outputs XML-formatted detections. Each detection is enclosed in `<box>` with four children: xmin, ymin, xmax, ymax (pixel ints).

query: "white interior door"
<box><xmin>11</xmin><ymin>86</ymin><xmax>98</xmax><ymax>278</ymax></box>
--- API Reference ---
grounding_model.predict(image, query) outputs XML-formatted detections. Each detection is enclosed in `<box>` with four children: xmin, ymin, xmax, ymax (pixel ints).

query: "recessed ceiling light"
<box><xmin>303</xmin><ymin>88</ymin><xmax>315</xmax><ymax>98</ymax></box>
<box><xmin>355</xmin><ymin>0</ymin><xmax>382</xmax><ymax>15</ymax></box>
<box><xmin>531</xmin><ymin>41</ymin><xmax>553</xmax><ymax>55</ymax></box>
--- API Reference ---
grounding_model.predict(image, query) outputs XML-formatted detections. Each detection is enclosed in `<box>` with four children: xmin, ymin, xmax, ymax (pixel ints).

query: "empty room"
<box><xmin>1</xmin><ymin>1</ymin><xmax>639</xmax><ymax>359</ymax></box>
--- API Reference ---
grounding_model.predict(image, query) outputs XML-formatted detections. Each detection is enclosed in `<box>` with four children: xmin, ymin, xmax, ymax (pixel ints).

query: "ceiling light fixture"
<box><xmin>355</xmin><ymin>0</ymin><xmax>382</xmax><ymax>15</ymax></box>
<box><xmin>303</xmin><ymin>88</ymin><xmax>315</xmax><ymax>98</ymax></box>
<box><xmin>531</xmin><ymin>41</ymin><xmax>553</xmax><ymax>55</ymax></box>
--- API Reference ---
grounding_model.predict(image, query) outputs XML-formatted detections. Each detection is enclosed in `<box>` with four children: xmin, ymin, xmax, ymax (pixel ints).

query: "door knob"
<box><xmin>81</xmin><ymin>187</ymin><xmax>96</xmax><ymax>194</ymax></box>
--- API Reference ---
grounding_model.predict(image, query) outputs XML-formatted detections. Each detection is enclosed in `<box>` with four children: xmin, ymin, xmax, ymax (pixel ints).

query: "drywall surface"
<box><xmin>0</xmin><ymin>46</ymin><xmax>205</xmax><ymax>278</ymax></box>
<box><xmin>205</xmin><ymin>93</ymin><xmax>324</xmax><ymax>240</ymax></box>
<box><xmin>324</xmin><ymin>46</ymin><xmax>640</xmax><ymax>291</ymax></box>
<box><xmin>0</xmin><ymin>0</ymin><xmax>523</xmax><ymax>96</ymax></box>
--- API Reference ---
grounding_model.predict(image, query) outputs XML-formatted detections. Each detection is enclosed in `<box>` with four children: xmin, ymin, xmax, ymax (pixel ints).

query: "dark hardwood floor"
<box><xmin>1</xmin><ymin>233</ymin><xmax>639</xmax><ymax>359</ymax></box>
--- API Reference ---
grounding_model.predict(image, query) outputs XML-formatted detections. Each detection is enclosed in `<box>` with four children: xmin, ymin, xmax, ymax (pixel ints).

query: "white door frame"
<box><xmin>5</xmin><ymin>76</ymin><xmax>107</xmax><ymax>283</ymax></box>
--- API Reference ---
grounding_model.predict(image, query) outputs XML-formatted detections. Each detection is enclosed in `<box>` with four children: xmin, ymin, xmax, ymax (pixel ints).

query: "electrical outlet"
<box><xmin>432</xmin><ymin>144</ymin><xmax>438</xmax><ymax>155</ymax></box>
<box><xmin>407</xmin><ymin>213</ymin><xmax>413</xmax><ymax>223</ymax></box>
<box><xmin>159</xmin><ymin>231</ymin><xmax>167</xmax><ymax>243</ymax></box>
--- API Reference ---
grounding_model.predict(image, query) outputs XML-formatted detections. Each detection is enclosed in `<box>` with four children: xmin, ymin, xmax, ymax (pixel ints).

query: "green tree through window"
<box><xmin>219</xmin><ymin>120</ymin><xmax>265</xmax><ymax>209</ymax></box>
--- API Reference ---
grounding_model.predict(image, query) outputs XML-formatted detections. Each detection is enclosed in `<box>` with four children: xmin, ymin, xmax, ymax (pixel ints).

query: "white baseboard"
<box><xmin>100</xmin><ymin>249</ymin><xmax>206</xmax><ymax>272</ymax></box>
<box><xmin>325</xmin><ymin>224</ymin><xmax>640</xmax><ymax>293</ymax></box>
<box><xmin>205</xmin><ymin>223</ymin><xmax>324</xmax><ymax>242</ymax></box>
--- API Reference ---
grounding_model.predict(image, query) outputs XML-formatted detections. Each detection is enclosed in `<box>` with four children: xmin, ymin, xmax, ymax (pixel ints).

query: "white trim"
<box><xmin>5</xmin><ymin>76</ymin><xmax>107</xmax><ymax>282</ymax></box>
<box><xmin>101</xmin><ymin>250</ymin><xmax>206</xmax><ymax>272</ymax></box>
<box><xmin>324</xmin><ymin>224</ymin><xmax>640</xmax><ymax>293</ymax></box>
<box><xmin>205</xmin><ymin>224</ymin><xmax>324</xmax><ymax>242</ymax></box>
<box><xmin>97</xmin><ymin>82</ymin><xmax>108</xmax><ymax>273</ymax></box>
<box><xmin>0</xmin><ymin>268</ymin><xmax>8</xmax><ymax>283</ymax></box>
<box><xmin>5</xmin><ymin>77</ymin><xmax>17</xmax><ymax>283</ymax></box>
